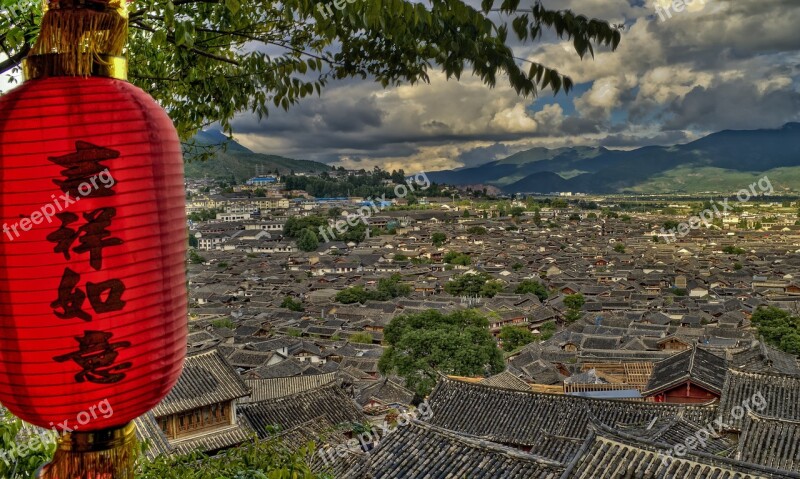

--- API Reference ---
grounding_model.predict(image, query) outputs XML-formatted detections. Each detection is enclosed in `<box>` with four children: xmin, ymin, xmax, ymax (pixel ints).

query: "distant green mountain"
<box><xmin>184</xmin><ymin>130</ymin><xmax>330</xmax><ymax>182</ymax></box>
<box><xmin>427</xmin><ymin>123</ymin><xmax>800</xmax><ymax>194</ymax></box>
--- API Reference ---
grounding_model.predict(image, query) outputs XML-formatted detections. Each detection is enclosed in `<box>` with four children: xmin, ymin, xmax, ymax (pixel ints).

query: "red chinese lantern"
<box><xmin>0</xmin><ymin>0</ymin><xmax>187</xmax><ymax>476</ymax></box>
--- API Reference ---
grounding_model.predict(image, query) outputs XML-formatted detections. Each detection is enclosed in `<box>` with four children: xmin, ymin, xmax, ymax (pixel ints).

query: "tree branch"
<box><xmin>130</xmin><ymin>20</ymin><xmax>240</xmax><ymax>66</ymax></box>
<box><xmin>0</xmin><ymin>43</ymin><xmax>30</xmax><ymax>76</ymax></box>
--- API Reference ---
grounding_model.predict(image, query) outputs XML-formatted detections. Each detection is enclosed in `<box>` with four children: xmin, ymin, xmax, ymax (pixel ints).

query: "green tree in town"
<box><xmin>515</xmin><ymin>279</ymin><xmax>548</xmax><ymax>301</ymax></box>
<box><xmin>563</xmin><ymin>293</ymin><xmax>585</xmax><ymax>323</ymax></box>
<box><xmin>296</xmin><ymin>228</ymin><xmax>319</xmax><ymax>252</ymax></box>
<box><xmin>188</xmin><ymin>249</ymin><xmax>206</xmax><ymax>264</ymax></box>
<box><xmin>467</xmin><ymin>226</ymin><xmax>488</xmax><ymax>235</ymax></box>
<box><xmin>445</xmin><ymin>272</ymin><xmax>501</xmax><ymax>297</ymax></box>
<box><xmin>499</xmin><ymin>325</ymin><xmax>535</xmax><ymax>352</ymax></box>
<box><xmin>613</xmin><ymin>243</ymin><xmax>625</xmax><ymax>253</ymax></box>
<box><xmin>723</xmin><ymin>245</ymin><xmax>746</xmax><ymax>255</ymax></box>
<box><xmin>350</xmin><ymin>331</ymin><xmax>375</xmax><ymax>344</ymax></box>
<box><xmin>281</xmin><ymin>296</ymin><xmax>304</xmax><ymax>312</ymax></box>
<box><xmin>284</xmin><ymin>216</ymin><xmax>328</xmax><ymax>238</ymax></box>
<box><xmin>510</xmin><ymin>206</ymin><xmax>525</xmax><ymax>218</ymax></box>
<box><xmin>431</xmin><ymin>232</ymin><xmax>447</xmax><ymax>247</ymax></box>
<box><xmin>188</xmin><ymin>208</ymin><xmax>221</xmax><ymax>222</ymax></box>
<box><xmin>444</xmin><ymin>251</ymin><xmax>471</xmax><ymax>266</ymax></box>
<box><xmin>538</xmin><ymin>321</ymin><xmax>557</xmax><ymax>341</ymax></box>
<box><xmin>335</xmin><ymin>274</ymin><xmax>411</xmax><ymax>304</ymax></box>
<box><xmin>379</xmin><ymin>309</ymin><xmax>505</xmax><ymax>397</ymax></box>
<box><xmin>480</xmin><ymin>279</ymin><xmax>505</xmax><ymax>298</ymax></box>
<box><xmin>533</xmin><ymin>209</ymin><xmax>543</xmax><ymax>227</ymax></box>
<box><xmin>750</xmin><ymin>307</ymin><xmax>800</xmax><ymax>355</ymax></box>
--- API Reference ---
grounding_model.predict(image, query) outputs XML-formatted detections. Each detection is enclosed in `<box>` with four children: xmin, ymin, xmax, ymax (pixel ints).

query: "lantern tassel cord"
<box><xmin>28</xmin><ymin>0</ymin><xmax>127</xmax><ymax>78</ymax></box>
<box><xmin>38</xmin><ymin>422</ymin><xmax>138</xmax><ymax>479</ymax></box>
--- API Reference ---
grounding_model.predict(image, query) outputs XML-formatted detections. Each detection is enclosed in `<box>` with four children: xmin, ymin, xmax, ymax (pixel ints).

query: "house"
<box><xmin>135</xmin><ymin>349</ymin><xmax>252</xmax><ymax>457</ymax></box>
<box><xmin>643</xmin><ymin>347</ymin><xmax>727</xmax><ymax>403</ymax></box>
<box><xmin>657</xmin><ymin>335</ymin><xmax>693</xmax><ymax>352</ymax></box>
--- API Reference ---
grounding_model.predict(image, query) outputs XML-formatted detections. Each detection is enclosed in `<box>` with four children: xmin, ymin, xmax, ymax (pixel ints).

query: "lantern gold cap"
<box><xmin>24</xmin><ymin>55</ymin><xmax>128</xmax><ymax>80</ymax></box>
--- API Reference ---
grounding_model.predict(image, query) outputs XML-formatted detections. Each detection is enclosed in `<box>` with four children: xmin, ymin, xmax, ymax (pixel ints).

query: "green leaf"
<box><xmin>225</xmin><ymin>0</ymin><xmax>241</xmax><ymax>13</ymax></box>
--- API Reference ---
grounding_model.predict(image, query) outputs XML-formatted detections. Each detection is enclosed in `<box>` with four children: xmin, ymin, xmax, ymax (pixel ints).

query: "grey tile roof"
<box><xmin>719</xmin><ymin>369</ymin><xmax>800</xmax><ymax>431</ymax></box>
<box><xmin>239</xmin><ymin>383</ymin><xmax>366</xmax><ymax>438</ymax></box>
<box><xmin>358</xmin><ymin>420</ymin><xmax>565</xmax><ymax>479</ymax></box>
<box><xmin>241</xmin><ymin>372</ymin><xmax>338</xmax><ymax>403</ymax></box>
<box><xmin>644</xmin><ymin>346</ymin><xmax>728</xmax><ymax>396</ymax></box>
<box><xmin>356</xmin><ymin>378</ymin><xmax>415</xmax><ymax>406</ymax></box>
<box><xmin>479</xmin><ymin>370</ymin><xmax>531</xmax><ymax>391</ymax></box>
<box><xmin>737</xmin><ymin>411</ymin><xmax>800</xmax><ymax>473</ymax></box>
<box><xmin>562</xmin><ymin>427</ymin><xmax>800</xmax><ymax>479</ymax></box>
<box><xmin>152</xmin><ymin>349</ymin><xmax>251</xmax><ymax>417</ymax></box>
<box><xmin>133</xmin><ymin>412</ymin><xmax>174</xmax><ymax>460</ymax></box>
<box><xmin>617</xmin><ymin>416</ymin><xmax>735</xmax><ymax>456</ymax></box>
<box><xmin>427</xmin><ymin>378</ymin><xmax>716</xmax><ymax>447</ymax></box>
<box><xmin>171</xmin><ymin>423</ymin><xmax>254</xmax><ymax>455</ymax></box>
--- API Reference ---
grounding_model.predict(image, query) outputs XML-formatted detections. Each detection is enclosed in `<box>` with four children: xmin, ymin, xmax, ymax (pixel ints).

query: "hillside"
<box><xmin>427</xmin><ymin>123</ymin><xmax>800</xmax><ymax>194</ymax></box>
<box><xmin>184</xmin><ymin>130</ymin><xmax>330</xmax><ymax>182</ymax></box>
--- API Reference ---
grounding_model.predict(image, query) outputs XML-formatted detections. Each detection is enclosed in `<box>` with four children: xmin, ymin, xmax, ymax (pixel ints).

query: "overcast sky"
<box><xmin>4</xmin><ymin>0</ymin><xmax>798</xmax><ymax>172</ymax></box>
<box><xmin>230</xmin><ymin>0</ymin><xmax>800</xmax><ymax>172</ymax></box>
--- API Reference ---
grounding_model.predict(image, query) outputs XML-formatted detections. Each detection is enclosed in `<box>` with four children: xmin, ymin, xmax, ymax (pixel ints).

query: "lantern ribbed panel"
<box><xmin>0</xmin><ymin>76</ymin><xmax>187</xmax><ymax>430</ymax></box>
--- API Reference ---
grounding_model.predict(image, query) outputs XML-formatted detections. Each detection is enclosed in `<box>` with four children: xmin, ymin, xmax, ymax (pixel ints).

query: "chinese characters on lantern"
<box><xmin>47</xmin><ymin>142</ymin><xmax>131</xmax><ymax>384</ymax></box>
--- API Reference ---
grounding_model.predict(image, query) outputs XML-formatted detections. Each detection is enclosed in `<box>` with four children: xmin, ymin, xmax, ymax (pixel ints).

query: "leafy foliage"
<box><xmin>722</xmin><ymin>245</ymin><xmax>746</xmax><ymax>254</ymax></box>
<box><xmin>335</xmin><ymin>274</ymin><xmax>411</xmax><ymax>304</ymax></box>
<box><xmin>280</xmin><ymin>296</ymin><xmax>304</xmax><ymax>312</ymax></box>
<box><xmin>0</xmin><ymin>0</ymin><xmax>621</xmax><ymax>137</ymax></box>
<box><xmin>444</xmin><ymin>272</ymin><xmax>503</xmax><ymax>298</ymax></box>
<box><xmin>138</xmin><ymin>438</ymin><xmax>329</xmax><ymax>479</ymax></box>
<box><xmin>188</xmin><ymin>208</ymin><xmax>222</xmax><ymax>222</ymax></box>
<box><xmin>499</xmin><ymin>325</ymin><xmax>535</xmax><ymax>352</ymax></box>
<box><xmin>379</xmin><ymin>309</ymin><xmax>504</xmax><ymax>397</ymax></box>
<box><xmin>0</xmin><ymin>410</ymin><xmax>56</xmax><ymax>479</ymax></box>
<box><xmin>188</xmin><ymin>249</ymin><xmax>206</xmax><ymax>264</ymax></box>
<box><xmin>563</xmin><ymin>293</ymin><xmax>585</xmax><ymax>310</ymax></box>
<box><xmin>349</xmin><ymin>331</ymin><xmax>374</xmax><ymax>344</ymax></box>
<box><xmin>514</xmin><ymin>279</ymin><xmax>548</xmax><ymax>301</ymax></box>
<box><xmin>750</xmin><ymin>307</ymin><xmax>800</xmax><ymax>355</ymax></box>
<box><xmin>431</xmin><ymin>232</ymin><xmax>447</xmax><ymax>247</ymax></box>
<box><xmin>563</xmin><ymin>293</ymin><xmax>584</xmax><ymax>323</ymax></box>
<box><xmin>296</xmin><ymin>228</ymin><xmax>320</xmax><ymax>252</ymax></box>
<box><xmin>537</xmin><ymin>321</ymin><xmax>556</xmax><ymax>341</ymax></box>
<box><xmin>284</xmin><ymin>216</ymin><xmax>328</xmax><ymax>238</ymax></box>
<box><xmin>466</xmin><ymin>226</ymin><xmax>488</xmax><ymax>235</ymax></box>
<box><xmin>443</xmin><ymin>251</ymin><xmax>471</xmax><ymax>266</ymax></box>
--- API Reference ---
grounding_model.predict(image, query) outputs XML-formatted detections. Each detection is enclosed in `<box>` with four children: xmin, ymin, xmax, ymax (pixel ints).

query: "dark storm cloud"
<box><xmin>219</xmin><ymin>0</ymin><xmax>800</xmax><ymax>168</ymax></box>
<box><xmin>664</xmin><ymin>79</ymin><xmax>800</xmax><ymax>131</ymax></box>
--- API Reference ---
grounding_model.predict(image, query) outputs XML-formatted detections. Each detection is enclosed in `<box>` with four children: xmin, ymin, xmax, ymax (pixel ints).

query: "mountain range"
<box><xmin>184</xmin><ymin>129</ymin><xmax>330</xmax><ymax>182</ymax></box>
<box><xmin>426</xmin><ymin>123</ymin><xmax>800</xmax><ymax>194</ymax></box>
<box><xmin>186</xmin><ymin>124</ymin><xmax>800</xmax><ymax>194</ymax></box>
